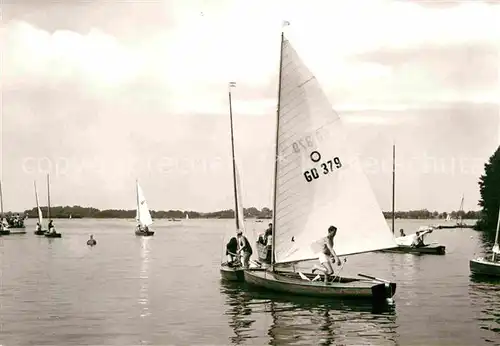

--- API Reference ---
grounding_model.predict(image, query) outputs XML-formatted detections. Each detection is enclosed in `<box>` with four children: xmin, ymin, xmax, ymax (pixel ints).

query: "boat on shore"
<box><xmin>243</xmin><ymin>23</ymin><xmax>398</xmax><ymax>303</ymax></box>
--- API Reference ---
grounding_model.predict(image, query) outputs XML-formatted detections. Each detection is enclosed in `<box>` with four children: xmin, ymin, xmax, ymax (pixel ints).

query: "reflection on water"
<box><xmin>469</xmin><ymin>270</ymin><xmax>500</xmax><ymax>344</ymax></box>
<box><xmin>220</xmin><ymin>281</ymin><xmax>255</xmax><ymax>345</ymax></box>
<box><xmin>469</xmin><ymin>231</ymin><xmax>500</xmax><ymax>344</ymax></box>
<box><xmin>221</xmin><ymin>281</ymin><xmax>398</xmax><ymax>345</ymax></box>
<box><xmin>139</xmin><ymin>237</ymin><xmax>150</xmax><ymax>318</ymax></box>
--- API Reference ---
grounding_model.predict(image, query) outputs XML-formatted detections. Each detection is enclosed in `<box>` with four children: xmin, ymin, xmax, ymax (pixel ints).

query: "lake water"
<box><xmin>0</xmin><ymin>218</ymin><xmax>499</xmax><ymax>345</ymax></box>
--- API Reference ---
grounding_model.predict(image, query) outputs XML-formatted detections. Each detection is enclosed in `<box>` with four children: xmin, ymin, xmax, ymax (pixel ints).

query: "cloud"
<box><xmin>3</xmin><ymin>0</ymin><xmax>499</xmax><ymax>113</ymax></box>
<box><xmin>1</xmin><ymin>0</ymin><xmax>499</xmax><ymax>212</ymax></box>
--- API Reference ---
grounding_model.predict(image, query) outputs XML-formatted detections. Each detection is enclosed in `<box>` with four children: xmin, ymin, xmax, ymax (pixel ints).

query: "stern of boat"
<box><xmin>220</xmin><ymin>264</ymin><xmax>245</xmax><ymax>282</ymax></box>
<box><xmin>371</xmin><ymin>281</ymin><xmax>397</xmax><ymax>302</ymax></box>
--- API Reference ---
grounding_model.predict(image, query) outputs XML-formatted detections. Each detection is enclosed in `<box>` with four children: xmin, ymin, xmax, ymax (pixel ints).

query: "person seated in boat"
<box><xmin>312</xmin><ymin>225</ymin><xmax>342</xmax><ymax>282</ymax></box>
<box><xmin>226</xmin><ymin>236</ymin><xmax>239</xmax><ymax>266</ymax></box>
<box><xmin>411</xmin><ymin>231</ymin><xmax>425</xmax><ymax>248</ymax></box>
<box><xmin>258</xmin><ymin>223</ymin><xmax>273</xmax><ymax>245</ymax></box>
<box><xmin>35</xmin><ymin>222</ymin><xmax>42</xmax><ymax>232</ymax></box>
<box><xmin>400</xmin><ymin>229</ymin><xmax>406</xmax><ymax>237</ymax></box>
<box><xmin>87</xmin><ymin>234</ymin><xmax>97</xmax><ymax>246</ymax></box>
<box><xmin>236</xmin><ymin>230</ymin><xmax>253</xmax><ymax>268</ymax></box>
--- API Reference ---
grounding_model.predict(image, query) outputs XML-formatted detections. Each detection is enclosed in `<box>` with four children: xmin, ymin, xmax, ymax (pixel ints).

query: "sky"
<box><xmin>1</xmin><ymin>0</ymin><xmax>499</xmax><ymax>213</ymax></box>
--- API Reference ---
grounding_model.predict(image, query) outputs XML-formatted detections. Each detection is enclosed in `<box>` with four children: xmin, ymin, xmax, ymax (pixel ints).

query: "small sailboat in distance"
<box><xmin>34</xmin><ymin>180</ymin><xmax>47</xmax><ymax>235</ymax></box>
<box><xmin>243</xmin><ymin>23</ymin><xmax>398</xmax><ymax>303</ymax></box>
<box><xmin>44</xmin><ymin>174</ymin><xmax>62</xmax><ymax>238</ymax></box>
<box><xmin>135</xmin><ymin>180</ymin><xmax>154</xmax><ymax>237</ymax></box>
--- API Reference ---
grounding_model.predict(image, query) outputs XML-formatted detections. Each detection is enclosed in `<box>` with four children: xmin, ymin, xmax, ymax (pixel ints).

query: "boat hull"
<box><xmin>8</xmin><ymin>230</ymin><xmax>27</xmax><ymax>235</ymax></box>
<box><xmin>437</xmin><ymin>224</ymin><xmax>474</xmax><ymax>229</ymax></box>
<box><xmin>470</xmin><ymin>258</ymin><xmax>500</xmax><ymax>277</ymax></box>
<box><xmin>135</xmin><ymin>230</ymin><xmax>154</xmax><ymax>236</ymax></box>
<box><xmin>244</xmin><ymin>269</ymin><xmax>396</xmax><ymax>302</ymax></box>
<box><xmin>380</xmin><ymin>245</ymin><xmax>445</xmax><ymax>255</ymax></box>
<box><xmin>45</xmin><ymin>233</ymin><xmax>62</xmax><ymax>238</ymax></box>
<box><xmin>34</xmin><ymin>230</ymin><xmax>47</xmax><ymax>235</ymax></box>
<box><xmin>220</xmin><ymin>264</ymin><xmax>245</xmax><ymax>282</ymax></box>
<box><xmin>0</xmin><ymin>229</ymin><xmax>10</xmax><ymax>235</ymax></box>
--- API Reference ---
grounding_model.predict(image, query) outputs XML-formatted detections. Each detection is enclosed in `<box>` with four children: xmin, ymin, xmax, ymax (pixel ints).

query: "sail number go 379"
<box><xmin>303</xmin><ymin>150</ymin><xmax>342</xmax><ymax>183</ymax></box>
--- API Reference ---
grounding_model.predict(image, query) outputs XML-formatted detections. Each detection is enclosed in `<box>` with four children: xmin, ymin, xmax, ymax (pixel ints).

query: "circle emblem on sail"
<box><xmin>310</xmin><ymin>151</ymin><xmax>321</xmax><ymax>162</ymax></box>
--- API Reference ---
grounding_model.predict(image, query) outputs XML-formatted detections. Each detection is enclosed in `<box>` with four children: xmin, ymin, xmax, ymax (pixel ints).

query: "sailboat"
<box><xmin>0</xmin><ymin>181</ymin><xmax>10</xmax><ymax>235</ymax></box>
<box><xmin>135</xmin><ymin>180</ymin><xmax>154</xmax><ymax>236</ymax></box>
<box><xmin>44</xmin><ymin>174</ymin><xmax>61</xmax><ymax>238</ymax></box>
<box><xmin>0</xmin><ymin>181</ymin><xmax>26</xmax><ymax>234</ymax></box>
<box><xmin>380</xmin><ymin>144</ymin><xmax>445</xmax><ymax>255</ymax></box>
<box><xmin>220</xmin><ymin>82</ymin><xmax>253</xmax><ymax>281</ymax></box>
<box><xmin>243</xmin><ymin>25</ymin><xmax>398</xmax><ymax>302</ymax></box>
<box><xmin>470</xmin><ymin>203</ymin><xmax>500</xmax><ymax>277</ymax></box>
<box><xmin>34</xmin><ymin>180</ymin><xmax>47</xmax><ymax>235</ymax></box>
<box><xmin>438</xmin><ymin>195</ymin><xmax>473</xmax><ymax>229</ymax></box>
<box><xmin>185</xmin><ymin>213</ymin><xmax>189</xmax><ymax>220</ymax></box>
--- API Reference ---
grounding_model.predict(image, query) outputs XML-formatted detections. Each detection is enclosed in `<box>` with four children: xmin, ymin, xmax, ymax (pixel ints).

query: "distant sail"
<box><xmin>136</xmin><ymin>182</ymin><xmax>153</xmax><ymax>227</ymax></box>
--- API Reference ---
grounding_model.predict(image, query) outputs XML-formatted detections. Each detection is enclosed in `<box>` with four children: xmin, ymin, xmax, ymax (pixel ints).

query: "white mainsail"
<box><xmin>34</xmin><ymin>181</ymin><xmax>44</xmax><ymax>227</ymax></box>
<box><xmin>235</xmin><ymin>163</ymin><xmax>245</xmax><ymax>232</ymax></box>
<box><xmin>273</xmin><ymin>35</ymin><xmax>397</xmax><ymax>264</ymax></box>
<box><xmin>136</xmin><ymin>181</ymin><xmax>153</xmax><ymax>227</ymax></box>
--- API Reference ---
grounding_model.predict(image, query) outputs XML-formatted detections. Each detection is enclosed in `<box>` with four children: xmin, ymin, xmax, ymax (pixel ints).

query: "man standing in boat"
<box><xmin>313</xmin><ymin>225</ymin><xmax>342</xmax><ymax>281</ymax></box>
<box><xmin>48</xmin><ymin>219</ymin><xmax>56</xmax><ymax>234</ymax></box>
<box><xmin>236</xmin><ymin>230</ymin><xmax>253</xmax><ymax>268</ymax></box>
<box><xmin>225</xmin><ymin>236</ymin><xmax>239</xmax><ymax>266</ymax></box>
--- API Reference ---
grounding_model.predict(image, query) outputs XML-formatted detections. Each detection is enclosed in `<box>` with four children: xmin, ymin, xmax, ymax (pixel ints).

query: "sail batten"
<box><xmin>273</xmin><ymin>35</ymin><xmax>397</xmax><ymax>264</ymax></box>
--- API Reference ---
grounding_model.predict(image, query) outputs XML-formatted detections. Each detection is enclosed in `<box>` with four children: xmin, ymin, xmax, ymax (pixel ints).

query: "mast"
<box><xmin>0</xmin><ymin>180</ymin><xmax>3</xmax><ymax>219</ymax></box>
<box><xmin>492</xmin><ymin>203</ymin><xmax>500</xmax><ymax>262</ymax></box>
<box><xmin>34</xmin><ymin>180</ymin><xmax>37</xmax><ymax>208</ymax></box>
<box><xmin>47</xmin><ymin>174</ymin><xmax>51</xmax><ymax>220</ymax></box>
<box><xmin>136</xmin><ymin>179</ymin><xmax>140</xmax><ymax>224</ymax></box>
<box><xmin>391</xmin><ymin>144</ymin><xmax>395</xmax><ymax>234</ymax></box>
<box><xmin>271</xmin><ymin>25</ymin><xmax>287</xmax><ymax>267</ymax></box>
<box><xmin>34</xmin><ymin>180</ymin><xmax>41</xmax><ymax>224</ymax></box>
<box><xmin>458</xmin><ymin>194</ymin><xmax>464</xmax><ymax>224</ymax></box>
<box><xmin>228</xmin><ymin>82</ymin><xmax>241</xmax><ymax>231</ymax></box>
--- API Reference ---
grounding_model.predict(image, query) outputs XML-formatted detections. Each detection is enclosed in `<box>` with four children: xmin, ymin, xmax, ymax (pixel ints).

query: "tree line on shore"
<box><xmin>2</xmin><ymin>205</ymin><xmax>481</xmax><ymax>220</ymax></box>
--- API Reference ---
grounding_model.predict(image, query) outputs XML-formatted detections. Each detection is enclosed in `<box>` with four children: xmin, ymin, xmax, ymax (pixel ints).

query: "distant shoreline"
<box><xmin>5</xmin><ymin>205</ymin><xmax>481</xmax><ymax>221</ymax></box>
